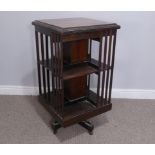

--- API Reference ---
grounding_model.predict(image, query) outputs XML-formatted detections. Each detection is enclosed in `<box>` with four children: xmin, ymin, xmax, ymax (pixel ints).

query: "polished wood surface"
<box><xmin>64</xmin><ymin>76</ymin><xmax>87</xmax><ymax>100</ymax></box>
<box><xmin>32</xmin><ymin>17</ymin><xmax>120</xmax><ymax>35</ymax></box>
<box><xmin>63</xmin><ymin>63</ymin><xmax>97</xmax><ymax>80</ymax></box>
<box><xmin>38</xmin><ymin>18</ymin><xmax>112</xmax><ymax>28</ymax></box>
<box><xmin>33</xmin><ymin>18</ymin><xmax>120</xmax><ymax>134</ymax></box>
<box><xmin>63</xmin><ymin>39</ymin><xmax>88</xmax><ymax>64</ymax></box>
<box><xmin>38</xmin><ymin>90</ymin><xmax>112</xmax><ymax>127</ymax></box>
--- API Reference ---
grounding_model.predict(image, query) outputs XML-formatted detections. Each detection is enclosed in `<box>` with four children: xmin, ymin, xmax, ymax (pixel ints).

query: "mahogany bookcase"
<box><xmin>32</xmin><ymin>18</ymin><xmax>120</xmax><ymax>135</ymax></box>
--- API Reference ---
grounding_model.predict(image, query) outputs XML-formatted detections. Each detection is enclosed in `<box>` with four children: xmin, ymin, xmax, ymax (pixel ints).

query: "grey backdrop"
<box><xmin>0</xmin><ymin>11</ymin><xmax>155</xmax><ymax>89</ymax></box>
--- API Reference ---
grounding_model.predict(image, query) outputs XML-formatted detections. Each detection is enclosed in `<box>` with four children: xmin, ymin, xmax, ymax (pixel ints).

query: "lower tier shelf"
<box><xmin>38</xmin><ymin>90</ymin><xmax>112</xmax><ymax>127</ymax></box>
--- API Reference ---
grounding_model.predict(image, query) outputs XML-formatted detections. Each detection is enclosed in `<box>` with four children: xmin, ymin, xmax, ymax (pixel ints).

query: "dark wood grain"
<box><xmin>64</xmin><ymin>76</ymin><xmax>87</xmax><ymax>100</ymax></box>
<box><xmin>63</xmin><ymin>39</ymin><xmax>88</xmax><ymax>64</ymax></box>
<box><xmin>101</xmin><ymin>34</ymin><xmax>108</xmax><ymax>101</ymax></box>
<box><xmin>33</xmin><ymin>17</ymin><xmax>120</xmax><ymax>130</ymax></box>
<box><xmin>39</xmin><ymin>58</ymin><xmax>111</xmax><ymax>71</ymax></box>
<box><xmin>97</xmin><ymin>37</ymin><xmax>103</xmax><ymax>105</ymax></box>
<box><xmin>38</xmin><ymin>18</ymin><xmax>113</xmax><ymax>28</ymax></box>
<box><xmin>45</xmin><ymin>35</ymin><xmax>50</xmax><ymax>101</ymax></box>
<box><xmin>63</xmin><ymin>63</ymin><xmax>97</xmax><ymax>80</ymax></box>
<box><xmin>105</xmin><ymin>31</ymin><xmax>113</xmax><ymax>101</ymax></box>
<box><xmin>32</xmin><ymin>18</ymin><xmax>120</xmax><ymax>35</ymax></box>
<box><xmin>35</xmin><ymin>31</ymin><xmax>42</xmax><ymax>95</ymax></box>
<box><xmin>38</xmin><ymin>90</ymin><xmax>112</xmax><ymax>127</ymax></box>
<box><xmin>40</xmin><ymin>33</ymin><xmax>46</xmax><ymax>98</ymax></box>
<box><xmin>108</xmin><ymin>31</ymin><xmax>117</xmax><ymax>102</ymax></box>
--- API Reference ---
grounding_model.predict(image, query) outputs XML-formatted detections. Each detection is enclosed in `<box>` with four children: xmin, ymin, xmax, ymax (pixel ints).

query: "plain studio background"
<box><xmin>0</xmin><ymin>11</ymin><xmax>155</xmax><ymax>97</ymax></box>
<box><xmin>0</xmin><ymin>11</ymin><xmax>155</xmax><ymax>145</ymax></box>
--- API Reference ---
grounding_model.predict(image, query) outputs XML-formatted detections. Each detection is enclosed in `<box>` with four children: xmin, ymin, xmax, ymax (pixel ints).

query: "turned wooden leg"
<box><xmin>79</xmin><ymin>120</ymin><xmax>94</xmax><ymax>135</ymax></box>
<box><xmin>52</xmin><ymin>121</ymin><xmax>61</xmax><ymax>134</ymax></box>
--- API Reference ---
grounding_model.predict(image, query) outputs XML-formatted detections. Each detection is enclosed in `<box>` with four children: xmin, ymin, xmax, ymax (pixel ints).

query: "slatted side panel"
<box><xmin>36</xmin><ymin>32</ymin><xmax>51</xmax><ymax>101</ymax></box>
<box><xmin>35</xmin><ymin>30</ymin><xmax>64</xmax><ymax>117</ymax></box>
<box><xmin>96</xmin><ymin>29</ymin><xmax>117</xmax><ymax>105</ymax></box>
<box><xmin>50</xmin><ymin>33</ymin><xmax>64</xmax><ymax>116</ymax></box>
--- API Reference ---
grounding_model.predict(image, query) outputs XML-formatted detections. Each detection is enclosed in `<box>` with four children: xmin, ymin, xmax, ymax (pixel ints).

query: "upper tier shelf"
<box><xmin>39</xmin><ymin>58</ymin><xmax>111</xmax><ymax>80</ymax></box>
<box><xmin>63</xmin><ymin>63</ymin><xmax>97</xmax><ymax>80</ymax></box>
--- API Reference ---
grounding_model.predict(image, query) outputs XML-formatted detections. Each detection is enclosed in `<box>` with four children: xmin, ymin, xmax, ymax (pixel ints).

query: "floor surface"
<box><xmin>0</xmin><ymin>95</ymin><xmax>155</xmax><ymax>143</ymax></box>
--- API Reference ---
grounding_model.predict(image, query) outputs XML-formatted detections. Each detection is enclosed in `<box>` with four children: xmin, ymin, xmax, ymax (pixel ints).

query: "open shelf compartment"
<box><xmin>38</xmin><ymin>90</ymin><xmax>112</xmax><ymax>127</ymax></box>
<box><xmin>39</xmin><ymin>58</ymin><xmax>111</xmax><ymax>80</ymax></box>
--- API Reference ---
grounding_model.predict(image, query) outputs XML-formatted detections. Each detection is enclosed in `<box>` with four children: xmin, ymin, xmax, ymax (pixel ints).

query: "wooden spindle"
<box><xmin>50</xmin><ymin>33</ymin><xmax>55</xmax><ymax>108</ymax></box>
<box><xmin>54</xmin><ymin>33</ymin><xmax>62</xmax><ymax>114</ymax></box>
<box><xmin>56</xmin><ymin>34</ymin><xmax>61</xmax><ymax>114</ymax></box>
<box><xmin>60</xmin><ymin>36</ymin><xmax>64</xmax><ymax>116</ymax></box>
<box><xmin>45</xmin><ymin>35</ymin><xmax>50</xmax><ymax>101</ymax></box>
<box><xmin>40</xmin><ymin>33</ymin><xmax>46</xmax><ymax>98</ymax></box>
<box><xmin>108</xmin><ymin>31</ymin><xmax>117</xmax><ymax>102</ymax></box>
<box><xmin>87</xmin><ymin>39</ymin><xmax>92</xmax><ymax>98</ymax></box>
<box><xmin>35</xmin><ymin>31</ymin><xmax>42</xmax><ymax>95</ymax></box>
<box><xmin>97</xmin><ymin>37</ymin><xmax>103</xmax><ymax>106</ymax></box>
<box><xmin>105</xmin><ymin>30</ymin><xmax>113</xmax><ymax>102</ymax></box>
<box><xmin>101</xmin><ymin>34</ymin><xmax>108</xmax><ymax>103</ymax></box>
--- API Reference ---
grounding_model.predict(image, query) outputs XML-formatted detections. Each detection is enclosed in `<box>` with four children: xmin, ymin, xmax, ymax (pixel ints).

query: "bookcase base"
<box><xmin>52</xmin><ymin>120</ymin><xmax>94</xmax><ymax>135</ymax></box>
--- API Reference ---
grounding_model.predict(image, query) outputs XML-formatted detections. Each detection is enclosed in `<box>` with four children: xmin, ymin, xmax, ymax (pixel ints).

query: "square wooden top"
<box><xmin>37</xmin><ymin>18</ymin><xmax>112</xmax><ymax>28</ymax></box>
<box><xmin>32</xmin><ymin>17</ymin><xmax>120</xmax><ymax>34</ymax></box>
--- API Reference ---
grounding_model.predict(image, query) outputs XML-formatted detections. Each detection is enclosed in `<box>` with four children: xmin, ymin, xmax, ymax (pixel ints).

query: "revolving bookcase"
<box><xmin>32</xmin><ymin>18</ymin><xmax>120</xmax><ymax>135</ymax></box>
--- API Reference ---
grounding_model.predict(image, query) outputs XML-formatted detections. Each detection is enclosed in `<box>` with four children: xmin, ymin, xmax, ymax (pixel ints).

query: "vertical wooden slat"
<box><xmin>45</xmin><ymin>35</ymin><xmax>50</xmax><ymax>101</ymax></box>
<box><xmin>54</xmin><ymin>33</ymin><xmax>58</xmax><ymax>112</ymax></box>
<box><xmin>101</xmin><ymin>33</ymin><xmax>108</xmax><ymax>103</ymax></box>
<box><xmin>35</xmin><ymin>31</ymin><xmax>42</xmax><ymax>95</ymax></box>
<box><xmin>97</xmin><ymin>37</ymin><xmax>103</xmax><ymax>106</ymax></box>
<box><xmin>57</xmin><ymin>35</ymin><xmax>60</xmax><ymax>114</ymax></box>
<box><xmin>54</xmin><ymin>33</ymin><xmax>61</xmax><ymax>114</ymax></box>
<box><xmin>59</xmin><ymin>35</ymin><xmax>64</xmax><ymax>116</ymax></box>
<box><xmin>87</xmin><ymin>39</ymin><xmax>92</xmax><ymax>98</ymax></box>
<box><xmin>88</xmin><ymin>39</ymin><xmax>92</xmax><ymax>61</ymax></box>
<box><xmin>40</xmin><ymin>33</ymin><xmax>47</xmax><ymax>98</ymax></box>
<box><xmin>108</xmin><ymin>31</ymin><xmax>117</xmax><ymax>102</ymax></box>
<box><xmin>105</xmin><ymin>30</ymin><xmax>113</xmax><ymax>102</ymax></box>
<box><xmin>50</xmin><ymin>33</ymin><xmax>55</xmax><ymax>107</ymax></box>
<box><xmin>60</xmin><ymin>35</ymin><xmax>64</xmax><ymax>117</ymax></box>
<box><xmin>57</xmin><ymin>34</ymin><xmax>64</xmax><ymax>116</ymax></box>
<box><xmin>56</xmin><ymin>34</ymin><xmax>60</xmax><ymax>114</ymax></box>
